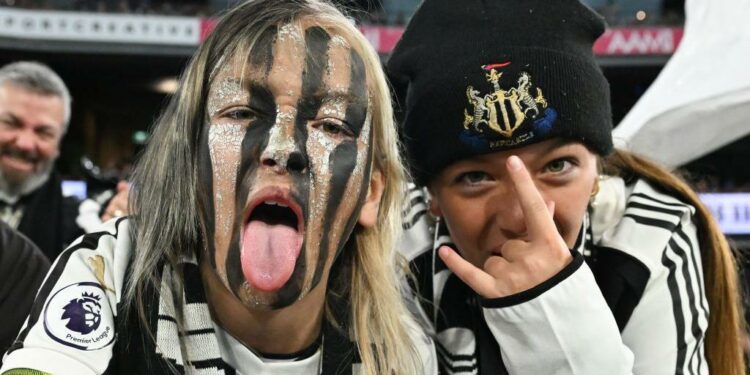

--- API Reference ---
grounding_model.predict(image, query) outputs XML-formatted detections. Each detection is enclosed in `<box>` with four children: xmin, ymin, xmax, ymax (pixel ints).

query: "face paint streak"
<box><xmin>319</xmin><ymin>38</ymin><xmax>351</xmax><ymax>122</ymax></box>
<box><xmin>225</xmin><ymin>89</ymin><xmax>277</xmax><ymax>299</ymax></box>
<box><xmin>248</xmin><ymin>27</ymin><xmax>277</xmax><ymax>77</ymax></box>
<box><xmin>277</xmin><ymin>23</ymin><xmax>303</xmax><ymax>44</ymax></box>
<box><xmin>344</xmin><ymin>50</ymin><xmax>368</xmax><ymax>137</ymax></box>
<box><xmin>292</xmin><ymin>26</ymin><xmax>332</xmax><ymax>295</ymax></box>
<box><xmin>208</xmin><ymin>123</ymin><xmax>245</xmax><ymax>281</ymax></box>
<box><xmin>207</xmin><ymin>78</ymin><xmax>248</xmax><ymax>118</ymax></box>
<box><xmin>309</xmin><ymin>111</ymin><xmax>372</xmax><ymax>289</ymax></box>
<box><xmin>197</xmin><ymin>126</ymin><xmax>217</xmax><ymax>267</ymax></box>
<box><xmin>309</xmin><ymin>141</ymin><xmax>359</xmax><ymax>289</ymax></box>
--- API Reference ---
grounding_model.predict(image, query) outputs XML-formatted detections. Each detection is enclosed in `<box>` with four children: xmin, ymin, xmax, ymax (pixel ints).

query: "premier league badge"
<box><xmin>43</xmin><ymin>282</ymin><xmax>114</xmax><ymax>350</ymax></box>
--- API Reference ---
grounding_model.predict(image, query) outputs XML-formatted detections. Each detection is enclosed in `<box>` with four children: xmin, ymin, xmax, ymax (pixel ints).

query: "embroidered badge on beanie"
<box><xmin>460</xmin><ymin>62</ymin><xmax>558</xmax><ymax>151</ymax></box>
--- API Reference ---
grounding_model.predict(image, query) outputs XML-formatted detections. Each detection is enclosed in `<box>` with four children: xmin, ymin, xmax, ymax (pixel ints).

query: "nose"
<box><xmin>490</xmin><ymin>185</ymin><xmax>528</xmax><ymax>239</ymax></box>
<box><xmin>260</xmin><ymin>109</ymin><xmax>308</xmax><ymax>174</ymax></box>
<box><xmin>13</xmin><ymin>129</ymin><xmax>37</xmax><ymax>152</ymax></box>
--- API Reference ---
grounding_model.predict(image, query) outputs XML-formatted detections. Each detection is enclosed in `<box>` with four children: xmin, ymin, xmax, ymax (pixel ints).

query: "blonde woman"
<box><xmin>390</xmin><ymin>0</ymin><xmax>744</xmax><ymax>373</ymax></box>
<box><xmin>1</xmin><ymin>0</ymin><xmax>434</xmax><ymax>373</ymax></box>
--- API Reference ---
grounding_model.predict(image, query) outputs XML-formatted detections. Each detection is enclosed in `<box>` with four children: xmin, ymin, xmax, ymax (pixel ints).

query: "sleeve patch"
<box><xmin>42</xmin><ymin>282</ymin><xmax>115</xmax><ymax>351</ymax></box>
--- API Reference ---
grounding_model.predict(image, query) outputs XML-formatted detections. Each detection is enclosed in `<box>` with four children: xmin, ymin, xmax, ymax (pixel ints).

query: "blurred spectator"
<box><xmin>0</xmin><ymin>220</ymin><xmax>50</xmax><ymax>358</ymax></box>
<box><xmin>0</xmin><ymin>61</ymin><xmax>84</xmax><ymax>261</ymax></box>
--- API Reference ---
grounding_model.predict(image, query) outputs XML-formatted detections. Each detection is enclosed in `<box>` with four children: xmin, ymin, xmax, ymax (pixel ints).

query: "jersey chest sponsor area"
<box><xmin>43</xmin><ymin>281</ymin><xmax>115</xmax><ymax>350</ymax></box>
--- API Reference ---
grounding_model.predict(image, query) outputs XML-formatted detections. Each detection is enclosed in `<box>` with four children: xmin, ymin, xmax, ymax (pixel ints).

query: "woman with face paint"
<box><xmin>389</xmin><ymin>0</ymin><xmax>745</xmax><ymax>374</ymax></box>
<box><xmin>0</xmin><ymin>1</ymin><xmax>437</xmax><ymax>374</ymax></box>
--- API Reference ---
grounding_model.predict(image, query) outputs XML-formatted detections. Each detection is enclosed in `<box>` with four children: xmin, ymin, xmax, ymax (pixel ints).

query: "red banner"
<box><xmin>200</xmin><ymin>18</ymin><xmax>217</xmax><ymax>42</ymax></box>
<box><xmin>593</xmin><ymin>27</ymin><xmax>684</xmax><ymax>56</ymax></box>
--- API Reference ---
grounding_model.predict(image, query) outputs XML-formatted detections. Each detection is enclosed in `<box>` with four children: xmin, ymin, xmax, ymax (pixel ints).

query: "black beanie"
<box><xmin>388</xmin><ymin>0</ymin><xmax>613</xmax><ymax>186</ymax></box>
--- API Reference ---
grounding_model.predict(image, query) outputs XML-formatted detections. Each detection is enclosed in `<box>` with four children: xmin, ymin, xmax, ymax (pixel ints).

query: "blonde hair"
<box><xmin>601</xmin><ymin>149</ymin><xmax>746</xmax><ymax>375</ymax></box>
<box><xmin>126</xmin><ymin>0</ymin><xmax>420</xmax><ymax>373</ymax></box>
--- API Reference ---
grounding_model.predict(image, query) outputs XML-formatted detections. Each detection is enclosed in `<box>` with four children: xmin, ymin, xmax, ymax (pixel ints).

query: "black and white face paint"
<box><xmin>198</xmin><ymin>22</ymin><xmax>372</xmax><ymax>309</ymax></box>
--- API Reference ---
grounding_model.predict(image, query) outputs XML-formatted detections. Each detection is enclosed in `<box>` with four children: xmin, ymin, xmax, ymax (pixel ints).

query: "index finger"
<box><xmin>506</xmin><ymin>155</ymin><xmax>557</xmax><ymax>239</ymax></box>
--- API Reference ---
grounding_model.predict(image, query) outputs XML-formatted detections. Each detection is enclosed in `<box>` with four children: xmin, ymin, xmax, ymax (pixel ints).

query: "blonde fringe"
<box><xmin>602</xmin><ymin>149</ymin><xmax>746</xmax><ymax>374</ymax></box>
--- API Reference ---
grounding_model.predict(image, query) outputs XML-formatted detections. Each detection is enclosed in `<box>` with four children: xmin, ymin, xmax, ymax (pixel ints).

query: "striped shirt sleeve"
<box><xmin>1</xmin><ymin>219</ymin><xmax>131</xmax><ymax>375</ymax></box>
<box><xmin>620</xmin><ymin>217</ymin><xmax>709</xmax><ymax>375</ymax></box>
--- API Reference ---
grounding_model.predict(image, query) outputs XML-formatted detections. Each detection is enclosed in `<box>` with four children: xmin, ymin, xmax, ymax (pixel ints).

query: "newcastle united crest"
<box><xmin>460</xmin><ymin>62</ymin><xmax>557</xmax><ymax>150</ymax></box>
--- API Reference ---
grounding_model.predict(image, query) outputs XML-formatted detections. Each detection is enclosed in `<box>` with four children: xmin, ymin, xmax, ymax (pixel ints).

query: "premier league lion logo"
<box><xmin>61</xmin><ymin>292</ymin><xmax>102</xmax><ymax>335</ymax></box>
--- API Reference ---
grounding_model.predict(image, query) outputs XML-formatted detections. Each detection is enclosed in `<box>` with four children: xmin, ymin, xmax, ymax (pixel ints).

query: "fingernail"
<box><xmin>508</xmin><ymin>155</ymin><xmax>522</xmax><ymax>171</ymax></box>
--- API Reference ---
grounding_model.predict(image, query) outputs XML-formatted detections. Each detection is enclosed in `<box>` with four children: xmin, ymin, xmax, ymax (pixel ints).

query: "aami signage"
<box><xmin>700</xmin><ymin>193</ymin><xmax>750</xmax><ymax>235</ymax></box>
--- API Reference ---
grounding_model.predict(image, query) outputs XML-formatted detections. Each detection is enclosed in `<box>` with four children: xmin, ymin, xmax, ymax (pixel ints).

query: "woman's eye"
<box><xmin>544</xmin><ymin>159</ymin><xmax>573</xmax><ymax>174</ymax></box>
<box><xmin>315</xmin><ymin>120</ymin><xmax>352</xmax><ymax>137</ymax></box>
<box><xmin>457</xmin><ymin>171</ymin><xmax>491</xmax><ymax>185</ymax></box>
<box><xmin>322</xmin><ymin>122</ymin><xmax>342</xmax><ymax>135</ymax></box>
<box><xmin>224</xmin><ymin>108</ymin><xmax>255</xmax><ymax>120</ymax></box>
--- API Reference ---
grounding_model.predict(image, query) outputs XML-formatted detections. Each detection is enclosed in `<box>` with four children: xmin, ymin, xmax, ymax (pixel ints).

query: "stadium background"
<box><xmin>0</xmin><ymin>0</ymin><xmax>748</xmax><ymax>246</ymax></box>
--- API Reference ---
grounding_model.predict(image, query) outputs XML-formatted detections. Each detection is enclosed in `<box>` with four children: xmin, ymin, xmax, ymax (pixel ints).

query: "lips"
<box><xmin>240</xmin><ymin>188</ymin><xmax>305</xmax><ymax>292</ymax></box>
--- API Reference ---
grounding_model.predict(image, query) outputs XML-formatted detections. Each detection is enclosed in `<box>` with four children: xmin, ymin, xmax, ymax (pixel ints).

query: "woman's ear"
<box><xmin>357</xmin><ymin>169</ymin><xmax>385</xmax><ymax>228</ymax></box>
<box><xmin>427</xmin><ymin>188</ymin><xmax>442</xmax><ymax>218</ymax></box>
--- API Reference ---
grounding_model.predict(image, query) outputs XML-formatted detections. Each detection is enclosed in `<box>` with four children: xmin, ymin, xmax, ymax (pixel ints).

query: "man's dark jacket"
<box><xmin>14</xmin><ymin>171</ymin><xmax>83</xmax><ymax>261</ymax></box>
<box><xmin>0</xmin><ymin>220</ymin><xmax>50</xmax><ymax>357</ymax></box>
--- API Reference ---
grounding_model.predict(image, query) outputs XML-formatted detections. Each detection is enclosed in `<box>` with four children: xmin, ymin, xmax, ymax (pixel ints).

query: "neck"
<box><xmin>200</xmin><ymin>259</ymin><xmax>326</xmax><ymax>354</ymax></box>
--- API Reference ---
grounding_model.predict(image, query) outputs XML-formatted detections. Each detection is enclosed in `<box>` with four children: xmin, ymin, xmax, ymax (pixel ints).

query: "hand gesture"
<box><xmin>438</xmin><ymin>156</ymin><xmax>573</xmax><ymax>299</ymax></box>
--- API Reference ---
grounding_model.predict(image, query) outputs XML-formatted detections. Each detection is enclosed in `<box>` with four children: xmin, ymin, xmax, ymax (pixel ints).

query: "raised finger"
<box><xmin>506</xmin><ymin>155</ymin><xmax>557</xmax><ymax>239</ymax></box>
<box><xmin>438</xmin><ymin>246</ymin><xmax>498</xmax><ymax>298</ymax></box>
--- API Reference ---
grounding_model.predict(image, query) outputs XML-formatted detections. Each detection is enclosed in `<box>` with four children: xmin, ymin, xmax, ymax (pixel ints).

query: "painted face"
<box><xmin>198</xmin><ymin>23</ymin><xmax>372</xmax><ymax>309</ymax></box>
<box><xmin>0</xmin><ymin>82</ymin><xmax>64</xmax><ymax>186</ymax></box>
<box><xmin>430</xmin><ymin>139</ymin><xmax>598</xmax><ymax>268</ymax></box>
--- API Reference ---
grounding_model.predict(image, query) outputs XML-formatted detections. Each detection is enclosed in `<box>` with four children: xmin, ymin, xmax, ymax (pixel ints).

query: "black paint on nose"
<box><xmin>287</xmin><ymin>151</ymin><xmax>308</xmax><ymax>173</ymax></box>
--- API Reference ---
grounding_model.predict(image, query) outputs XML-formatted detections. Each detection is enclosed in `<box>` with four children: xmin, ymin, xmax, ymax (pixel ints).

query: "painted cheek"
<box><xmin>302</xmin><ymin>127</ymin><xmax>337</xmax><ymax>291</ymax></box>
<box><xmin>207</xmin><ymin>122</ymin><xmax>245</xmax><ymax>280</ymax></box>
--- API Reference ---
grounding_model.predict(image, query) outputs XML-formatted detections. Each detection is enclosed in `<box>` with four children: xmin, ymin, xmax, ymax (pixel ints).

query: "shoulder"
<box><xmin>589</xmin><ymin>176</ymin><xmax>698</xmax><ymax>270</ymax></box>
<box><xmin>1</xmin><ymin>218</ymin><xmax>134</xmax><ymax>374</ymax></box>
<box><xmin>0</xmin><ymin>220</ymin><xmax>49</xmax><ymax>271</ymax></box>
<box><xmin>398</xmin><ymin>183</ymin><xmax>436</xmax><ymax>262</ymax></box>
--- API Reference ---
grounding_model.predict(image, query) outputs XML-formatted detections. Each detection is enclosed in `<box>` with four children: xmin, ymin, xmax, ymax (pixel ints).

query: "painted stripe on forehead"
<box><xmin>248</xmin><ymin>26</ymin><xmax>278</xmax><ymax>77</ymax></box>
<box><xmin>297</xmin><ymin>26</ymin><xmax>332</xmax><ymax>120</ymax></box>
<box><xmin>344</xmin><ymin>49</ymin><xmax>368</xmax><ymax>137</ymax></box>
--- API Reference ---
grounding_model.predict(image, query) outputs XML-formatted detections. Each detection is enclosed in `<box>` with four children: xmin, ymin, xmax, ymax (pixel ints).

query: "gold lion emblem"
<box><xmin>464</xmin><ymin>65</ymin><xmax>548</xmax><ymax>138</ymax></box>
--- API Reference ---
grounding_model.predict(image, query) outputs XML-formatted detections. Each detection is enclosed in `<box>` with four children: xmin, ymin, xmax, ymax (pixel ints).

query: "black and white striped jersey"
<box><xmin>399</xmin><ymin>175</ymin><xmax>708</xmax><ymax>374</ymax></box>
<box><xmin>1</xmin><ymin>218</ymin><xmax>437</xmax><ymax>375</ymax></box>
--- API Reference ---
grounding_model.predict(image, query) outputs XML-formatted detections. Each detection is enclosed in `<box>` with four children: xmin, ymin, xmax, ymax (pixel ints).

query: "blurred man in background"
<box><xmin>0</xmin><ymin>220</ymin><xmax>49</xmax><ymax>359</ymax></box>
<box><xmin>0</xmin><ymin>61</ymin><xmax>83</xmax><ymax>261</ymax></box>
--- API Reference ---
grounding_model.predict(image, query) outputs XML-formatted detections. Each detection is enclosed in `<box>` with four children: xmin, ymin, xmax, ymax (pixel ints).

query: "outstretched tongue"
<box><xmin>241</xmin><ymin>217</ymin><xmax>302</xmax><ymax>292</ymax></box>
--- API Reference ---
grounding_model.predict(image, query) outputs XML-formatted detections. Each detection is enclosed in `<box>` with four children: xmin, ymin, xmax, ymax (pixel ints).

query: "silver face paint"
<box><xmin>207</xmin><ymin>78</ymin><xmax>248</xmax><ymax>118</ymax></box>
<box><xmin>261</xmin><ymin>106</ymin><xmax>299</xmax><ymax>170</ymax></box>
<box><xmin>277</xmin><ymin>23</ymin><xmax>303</xmax><ymax>44</ymax></box>
<box><xmin>208</xmin><ymin>123</ymin><xmax>246</xmax><ymax>239</ymax></box>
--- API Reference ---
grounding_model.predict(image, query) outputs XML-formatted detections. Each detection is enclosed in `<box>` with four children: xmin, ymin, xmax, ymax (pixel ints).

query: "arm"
<box><xmin>1</xmin><ymin>219</ymin><xmax>131</xmax><ymax>375</ymax></box>
<box><xmin>619</xmin><ymin>219</ymin><xmax>708</xmax><ymax>374</ymax></box>
<box><xmin>481</xmin><ymin>252</ymin><xmax>634</xmax><ymax>374</ymax></box>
